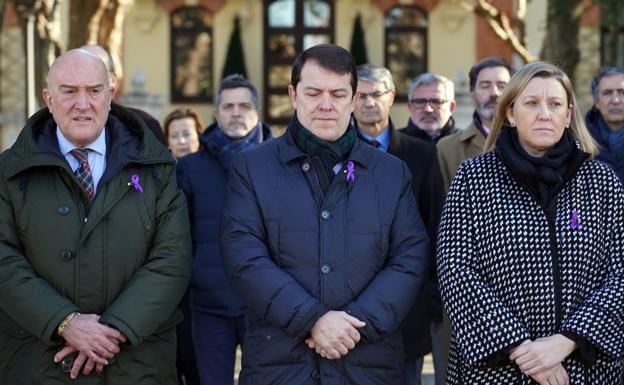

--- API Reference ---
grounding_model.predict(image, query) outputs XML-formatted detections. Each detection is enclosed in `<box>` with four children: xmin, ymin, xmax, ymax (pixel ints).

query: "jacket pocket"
<box><xmin>378</xmin><ymin>224</ymin><xmax>390</xmax><ymax>269</ymax></box>
<box><xmin>16</xmin><ymin>202</ymin><xmax>33</xmax><ymax>251</ymax></box>
<box><xmin>265</xmin><ymin>220</ymin><xmax>280</xmax><ymax>266</ymax></box>
<box><xmin>0</xmin><ymin>310</ymin><xmax>28</xmax><ymax>338</ymax></box>
<box><xmin>135</xmin><ymin>196</ymin><xmax>156</xmax><ymax>248</ymax></box>
<box><xmin>135</xmin><ymin>199</ymin><xmax>153</xmax><ymax>232</ymax></box>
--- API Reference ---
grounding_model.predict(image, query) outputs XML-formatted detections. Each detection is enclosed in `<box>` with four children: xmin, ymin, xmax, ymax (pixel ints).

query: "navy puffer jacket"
<box><xmin>221</xmin><ymin>131</ymin><xmax>430</xmax><ymax>385</ymax></box>
<box><xmin>176</xmin><ymin>122</ymin><xmax>272</xmax><ymax>317</ymax></box>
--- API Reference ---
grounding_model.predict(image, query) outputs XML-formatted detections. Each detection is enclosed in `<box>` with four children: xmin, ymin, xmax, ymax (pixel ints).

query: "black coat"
<box><xmin>384</xmin><ymin>122</ymin><xmax>445</xmax><ymax>359</ymax></box>
<box><xmin>438</xmin><ymin>152</ymin><xmax>624</xmax><ymax>384</ymax></box>
<box><xmin>221</xmin><ymin>131</ymin><xmax>430</xmax><ymax>385</ymax></box>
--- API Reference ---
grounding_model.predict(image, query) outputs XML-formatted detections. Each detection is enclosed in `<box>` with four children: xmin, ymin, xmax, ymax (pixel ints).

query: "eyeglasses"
<box><xmin>409</xmin><ymin>98</ymin><xmax>448</xmax><ymax>108</ymax></box>
<box><xmin>358</xmin><ymin>90</ymin><xmax>393</xmax><ymax>101</ymax></box>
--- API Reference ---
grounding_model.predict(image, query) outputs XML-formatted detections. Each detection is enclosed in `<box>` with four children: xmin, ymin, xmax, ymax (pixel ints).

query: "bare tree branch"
<box><xmin>452</xmin><ymin>0</ymin><xmax>536</xmax><ymax>63</ymax></box>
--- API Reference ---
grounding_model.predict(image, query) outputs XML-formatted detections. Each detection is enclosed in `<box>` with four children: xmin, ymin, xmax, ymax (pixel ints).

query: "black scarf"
<box><xmin>495</xmin><ymin>127</ymin><xmax>588</xmax><ymax>207</ymax></box>
<box><xmin>288</xmin><ymin>113</ymin><xmax>355</xmax><ymax>180</ymax></box>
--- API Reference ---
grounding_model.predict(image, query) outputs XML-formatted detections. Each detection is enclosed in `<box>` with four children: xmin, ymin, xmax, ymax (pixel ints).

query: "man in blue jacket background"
<box><xmin>221</xmin><ymin>44</ymin><xmax>430</xmax><ymax>385</ymax></box>
<box><xmin>177</xmin><ymin>74</ymin><xmax>272</xmax><ymax>385</ymax></box>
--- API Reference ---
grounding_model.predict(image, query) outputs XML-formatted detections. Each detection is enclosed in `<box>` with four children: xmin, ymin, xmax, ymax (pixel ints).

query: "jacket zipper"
<box><xmin>544</xmin><ymin>198</ymin><xmax>563</xmax><ymax>330</ymax></box>
<box><xmin>510</xmin><ymin>172</ymin><xmax>565</xmax><ymax>332</ymax></box>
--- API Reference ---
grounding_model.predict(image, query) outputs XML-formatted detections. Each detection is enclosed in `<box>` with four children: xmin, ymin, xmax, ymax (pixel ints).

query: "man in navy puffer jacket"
<box><xmin>177</xmin><ymin>74</ymin><xmax>272</xmax><ymax>385</ymax></box>
<box><xmin>221</xmin><ymin>44</ymin><xmax>430</xmax><ymax>385</ymax></box>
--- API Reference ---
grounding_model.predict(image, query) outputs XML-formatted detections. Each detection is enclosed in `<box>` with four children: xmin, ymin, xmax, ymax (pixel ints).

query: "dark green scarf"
<box><xmin>287</xmin><ymin>113</ymin><xmax>356</xmax><ymax>184</ymax></box>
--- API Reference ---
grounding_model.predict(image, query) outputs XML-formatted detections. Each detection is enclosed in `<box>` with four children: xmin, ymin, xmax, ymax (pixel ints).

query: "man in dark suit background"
<box><xmin>352</xmin><ymin>64</ymin><xmax>446</xmax><ymax>385</ymax></box>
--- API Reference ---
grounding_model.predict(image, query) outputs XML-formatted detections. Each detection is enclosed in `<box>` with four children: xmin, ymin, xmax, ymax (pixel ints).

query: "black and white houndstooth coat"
<box><xmin>437</xmin><ymin>152</ymin><xmax>624</xmax><ymax>384</ymax></box>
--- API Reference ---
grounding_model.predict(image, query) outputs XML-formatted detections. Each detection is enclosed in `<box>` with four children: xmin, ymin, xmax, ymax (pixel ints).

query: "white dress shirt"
<box><xmin>56</xmin><ymin>128</ymin><xmax>107</xmax><ymax>193</ymax></box>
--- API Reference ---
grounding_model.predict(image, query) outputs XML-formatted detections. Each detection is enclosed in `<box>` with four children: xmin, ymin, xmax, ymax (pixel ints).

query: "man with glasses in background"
<box><xmin>397</xmin><ymin>72</ymin><xmax>456</xmax><ymax>385</ymax></box>
<box><xmin>400</xmin><ymin>73</ymin><xmax>458</xmax><ymax>145</ymax></box>
<box><xmin>353</xmin><ymin>65</ymin><xmax>445</xmax><ymax>385</ymax></box>
<box><xmin>437</xmin><ymin>58</ymin><xmax>512</xmax><ymax>189</ymax></box>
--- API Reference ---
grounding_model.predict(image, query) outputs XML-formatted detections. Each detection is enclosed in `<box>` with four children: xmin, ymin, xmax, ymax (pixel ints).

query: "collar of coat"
<box><xmin>403</xmin><ymin>116</ymin><xmax>457</xmax><ymax>142</ymax></box>
<box><xmin>3</xmin><ymin>104</ymin><xmax>175</xmax><ymax>180</ymax></box>
<box><xmin>278</xmin><ymin>118</ymin><xmax>373</xmax><ymax>170</ymax></box>
<box><xmin>457</xmin><ymin>121</ymin><xmax>486</xmax><ymax>148</ymax></box>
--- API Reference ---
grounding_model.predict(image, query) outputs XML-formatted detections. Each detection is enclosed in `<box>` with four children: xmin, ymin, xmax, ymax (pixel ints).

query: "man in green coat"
<box><xmin>0</xmin><ymin>49</ymin><xmax>191</xmax><ymax>384</ymax></box>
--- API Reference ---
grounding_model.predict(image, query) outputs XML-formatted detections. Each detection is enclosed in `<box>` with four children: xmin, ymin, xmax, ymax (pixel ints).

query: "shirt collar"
<box><xmin>56</xmin><ymin>127</ymin><xmax>107</xmax><ymax>156</ymax></box>
<box><xmin>357</xmin><ymin>125</ymin><xmax>390</xmax><ymax>151</ymax></box>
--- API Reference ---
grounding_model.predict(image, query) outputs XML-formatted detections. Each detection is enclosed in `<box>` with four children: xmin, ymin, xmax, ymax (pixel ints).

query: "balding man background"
<box><xmin>0</xmin><ymin>49</ymin><xmax>191</xmax><ymax>384</ymax></box>
<box><xmin>81</xmin><ymin>44</ymin><xmax>167</xmax><ymax>145</ymax></box>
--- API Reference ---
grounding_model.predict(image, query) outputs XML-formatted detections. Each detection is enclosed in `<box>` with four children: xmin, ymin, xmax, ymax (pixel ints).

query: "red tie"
<box><xmin>370</xmin><ymin>139</ymin><xmax>381</xmax><ymax>148</ymax></box>
<box><xmin>70</xmin><ymin>148</ymin><xmax>95</xmax><ymax>200</ymax></box>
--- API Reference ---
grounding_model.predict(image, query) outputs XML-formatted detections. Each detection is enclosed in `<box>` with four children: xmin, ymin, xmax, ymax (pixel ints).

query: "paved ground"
<box><xmin>230</xmin><ymin>352</ymin><xmax>438</xmax><ymax>384</ymax></box>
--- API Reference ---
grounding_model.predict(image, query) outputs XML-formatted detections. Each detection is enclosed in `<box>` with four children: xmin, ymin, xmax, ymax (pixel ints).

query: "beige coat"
<box><xmin>436</xmin><ymin>122</ymin><xmax>485</xmax><ymax>190</ymax></box>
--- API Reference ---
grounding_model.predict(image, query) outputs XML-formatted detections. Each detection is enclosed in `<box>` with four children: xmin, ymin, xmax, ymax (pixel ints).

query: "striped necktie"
<box><xmin>70</xmin><ymin>148</ymin><xmax>95</xmax><ymax>200</ymax></box>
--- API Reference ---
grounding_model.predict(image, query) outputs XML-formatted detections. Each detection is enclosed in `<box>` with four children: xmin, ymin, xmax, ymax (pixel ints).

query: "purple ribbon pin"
<box><xmin>570</xmin><ymin>210</ymin><xmax>579</xmax><ymax>229</ymax></box>
<box><xmin>346</xmin><ymin>161</ymin><xmax>355</xmax><ymax>182</ymax></box>
<box><xmin>130</xmin><ymin>174</ymin><xmax>143</xmax><ymax>193</ymax></box>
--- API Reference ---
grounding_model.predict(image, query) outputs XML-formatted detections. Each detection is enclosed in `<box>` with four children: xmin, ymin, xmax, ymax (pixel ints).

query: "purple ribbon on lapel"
<box><xmin>130</xmin><ymin>174</ymin><xmax>143</xmax><ymax>193</ymax></box>
<box><xmin>570</xmin><ymin>210</ymin><xmax>579</xmax><ymax>229</ymax></box>
<box><xmin>346</xmin><ymin>161</ymin><xmax>355</xmax><ymax>182</ymax></box>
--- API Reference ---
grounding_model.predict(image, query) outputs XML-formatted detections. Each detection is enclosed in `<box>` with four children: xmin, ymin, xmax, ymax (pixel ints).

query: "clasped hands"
<box><xmin>53</xmin><ymin>313</ymin><xmax>127</xmax><ymax>379</ymax></box>
<box><xmin>305</xmin><ymin>311</ymin><xmax>366</xmax><ymax>360</ymax></box>
<box><xmin>509</xmin><ymin>334</ymin><xmax>576</xmax><ymax>385</ymax></box>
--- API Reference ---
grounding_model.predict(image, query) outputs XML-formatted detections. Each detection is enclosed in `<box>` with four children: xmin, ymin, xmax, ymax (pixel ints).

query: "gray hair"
<box><xmin>407</xmin><ymin>73</ymin><xmax>455</xmax><ymax>101</ymax></box>
<box><xmin>590</xmin><ymin>66</ymin><xmax>624</xmax><ymax>99</ymax></box>
<box><xmin>215</xmin><ymin>74</ymin><xmax>260</xmax><ymax>109</ymax></box>
<box><xmin>356</xmin><ymin>64</ymin><xmax>395</xmax><ymax>91</ymax></box>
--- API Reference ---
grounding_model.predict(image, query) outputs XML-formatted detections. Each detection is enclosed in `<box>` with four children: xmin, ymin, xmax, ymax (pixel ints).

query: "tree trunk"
<box><xmin>543</xmin><ymin>0</ymin><xmax>583</xmax><ymax>77</ymax></box>
<box><xmin>69</xmin><ymin>0</ymin><xmax>132</xmax><ymax>91</ymax></box>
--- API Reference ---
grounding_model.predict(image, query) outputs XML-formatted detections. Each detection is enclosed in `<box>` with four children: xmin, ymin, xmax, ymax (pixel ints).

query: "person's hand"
<box><xmin>510</xmin><ymin>334</ymin><xmax>576</xmax><ymax>375</ymax></box>
<box><xmin>528</xmin><ymin>363</ymin><xmax>570</xmax><ymax>385</ymax></box>
<box><xmin>307</xmin><ymin>311</ymin><xmax>365</xmax><ymax>359</ymax></box>
<box><xmin>60</xmin><ymin>313</ymin><xmax>126</xmax><ymax>365</ymax></box>
<box><xmin>54</xmin><ymin>345</ymin><xmax>105</xmax><ymax>379</ymax></box>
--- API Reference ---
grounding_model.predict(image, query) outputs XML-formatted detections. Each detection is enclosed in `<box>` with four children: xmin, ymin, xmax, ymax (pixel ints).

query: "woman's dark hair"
<box><xmin>162</xmin><ymin>108</ymin><xmax>205</xmax><ymax>141</ymax></box>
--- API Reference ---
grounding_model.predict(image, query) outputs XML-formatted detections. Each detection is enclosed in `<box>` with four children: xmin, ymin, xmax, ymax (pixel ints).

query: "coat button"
<box><xmin>61</xmin><ymin>251</ymin><xmax>74</xmax><ymax>261</ymax></box>
<box><xmin>320</xmin><ymin>210</ymin><xmax>330</xmax><ymax>220</ymax></box>
<box><xmin>302</xmin><ymin>162</ymin><xmax>310</xmax><ymax>172</ymax></box>
<box><xmin>311</xmin><ymin>370</ymin><xmax>320</xmax><ymax>380</ymax></box>
<box><xmin>57</xmin><ymin>205</ymin><xmax>70</xmax><ymax>215</ymax></box>
<box><xmin>320</xmin><ymin>264</ymin><xmax>331</xmax><ymax>274</ymax></box>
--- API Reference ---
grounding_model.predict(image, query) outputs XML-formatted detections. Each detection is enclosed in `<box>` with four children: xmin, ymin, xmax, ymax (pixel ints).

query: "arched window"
<box><xmin>601</xmin><ymin>7</ymin><xmax>624</xmax><ymax>66</ymax></box>
<box><xmin>170</xmin><ymin>6</ymin><xmax>213</xmax><ymax>103</ymax></box>
<box><xmin>264</xmin><ymin>0</ymin><xmax>334</xmax><ymax>130</ymax></box>
<box><xmin>385</xmin><ymin>5</ymin><xmax>427</xmax><ymax>99</ymax></box>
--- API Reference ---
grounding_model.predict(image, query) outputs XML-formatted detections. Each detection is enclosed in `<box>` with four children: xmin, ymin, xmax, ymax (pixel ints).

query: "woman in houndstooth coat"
<box><xmin>437</xmin><ymin>61</ymin><xmax>624</xmax><ymax>385</ymax></box>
